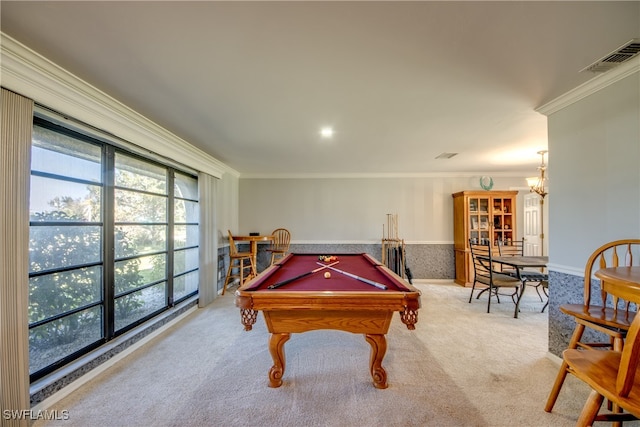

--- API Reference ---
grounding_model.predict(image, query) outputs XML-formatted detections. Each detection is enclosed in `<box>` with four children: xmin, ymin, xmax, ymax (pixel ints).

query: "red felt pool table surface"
<box><xmin>242</xmin><ymin>253</ymin><xmax>414</xmax><ymax>292</ymax></box>
<box><xmin>234</xmin><ymin>253</ymin><xmax>421</xmax><ymax>389</ymax></box>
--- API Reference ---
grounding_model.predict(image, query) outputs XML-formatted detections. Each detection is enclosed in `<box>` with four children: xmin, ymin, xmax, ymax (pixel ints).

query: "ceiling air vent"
<box><xmin>581</xmin><ymin>38</ymin><xmax>640</xmax><ymax>73</ymax></box>
<box><xmin>435</xmin><ymin>152</ymin><xmax>458</xmax><ymax>159</ymax></box>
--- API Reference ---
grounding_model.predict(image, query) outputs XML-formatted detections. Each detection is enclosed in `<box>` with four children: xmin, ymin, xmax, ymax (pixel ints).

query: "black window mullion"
<box><xmin>103</xmin><ymin>145</ymin><xmax>115</xmax><ymax>339</ymax></box>
<box><xmin>29</xmin><ymin>300</ymin><xmax>104</xmax><ymax>329</ymax></box>
<box><xmin>30</xmin><ymin>221</ymin><xmax>103</xmax><ymax>227</ymax></box>
<box><xmin>115</xmin><ymin>249</ymin><xmax>169</xmax><ymax>263</ymax></box>
<box><xmin>114</xmin><ymin>185</ymin><xmax>167</xmax><ymax>198</ymax></box>
<box><xmin>174</xmin><ymin>267</ymin><xmax>199</xmax><ymax>279</ymax></box>
<box><xmin>31</xmin><ymin>170</ymin><xmax>100</xmax><ymax>187</ymax></box>
<box><xmin>174</xmin><ymin>244</ymin><xmax>199</xmax><ymax>252</ymax></box>
<box><xmin>29</xmin><ymin>261</ymin><xmax>104</xmax><ymax>278</ymax></box>
<box><xmin>175</xmin><ymin>196</ymin><xmax>198</xmax><ymax>203</ymax></box>
<box><xmin>167</xmin><ymin>169</ymin><xmax>175</xmax><ymax>307</ymax></box>
<box><xmin>114</xmin><ymin>221</ymin><xmax>169</xmax><ymax>226</ymax></box>
<box><xmin>115</xmin><ymin>278</ymin><xmax>167</xmax><ymax>299</ymax></box>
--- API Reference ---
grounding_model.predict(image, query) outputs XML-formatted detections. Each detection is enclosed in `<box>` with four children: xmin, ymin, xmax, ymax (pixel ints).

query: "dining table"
<box><xmin>488</xmin><ymin>255</ymin><xmax>549</xmax><ymax>318</ymax></box>
<box><xmin>232</xmin><ymin>234</ymin><xmax>274</xmax><ymax>273</ymax></box>
<box><xmin>595</xmin><ymin>266</ymin><xmax>640</xmax><ymax>303</ymax></box>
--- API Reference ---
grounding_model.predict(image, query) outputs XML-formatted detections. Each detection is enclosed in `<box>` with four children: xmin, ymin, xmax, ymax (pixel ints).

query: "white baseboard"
<box><xmin>546</xmin><ymin>351</ymin><xmax>562</xmax><ymax>365</ymax></box>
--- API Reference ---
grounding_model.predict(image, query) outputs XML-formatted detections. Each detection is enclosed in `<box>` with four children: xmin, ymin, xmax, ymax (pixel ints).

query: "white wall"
<box><xmin>546</xmin><ymin>70</ymin><xmax>640</xmax><ymax>270</ymax></box>
<box><xmin>239</xmin><ymin>175</ymin><xmax>530</xmax><ymax>243</ymax></box>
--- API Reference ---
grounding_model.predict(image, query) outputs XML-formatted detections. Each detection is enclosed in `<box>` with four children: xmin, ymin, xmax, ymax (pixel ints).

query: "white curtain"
<box><xmin>198</xmin><ymin>172</ymin><xmax>218</xmax><ymax>307</ymax></box>
<box><xmin>1</xmin><ymin>88</ymin><xmax>33</xmax><ymax>426</ymax></box>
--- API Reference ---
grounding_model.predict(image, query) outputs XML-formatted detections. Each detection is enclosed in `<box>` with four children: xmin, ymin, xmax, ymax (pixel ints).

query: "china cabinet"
<box><xmin>452</xmin><ymin>190</ymin><xmax>518</xmax><ymax>286</ymax></box>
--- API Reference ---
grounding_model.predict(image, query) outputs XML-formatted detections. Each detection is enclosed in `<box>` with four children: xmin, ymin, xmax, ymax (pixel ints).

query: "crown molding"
<box><xmin>289</xmin><ymin>240</ymin><xmax>454</xmax><ymax>245</ymax></box>
<box><xmin>239</xmin><ymin>171</ymin><xmax>533</xmax><ymax>179</ymax></box>
<box><xmin>536</xmin><ymin>55</ymin><xmax>640</xmax><ymax>116</ymax></box>
<box><xmin>1</xmin><ymin>32</ymin><xmax>238</xmax><ymax>179</ymax></box>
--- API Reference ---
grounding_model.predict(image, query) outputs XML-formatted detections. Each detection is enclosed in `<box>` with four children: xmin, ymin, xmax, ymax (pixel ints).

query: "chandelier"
<box><xmin>526</xmin><ymin>150</ymin><xmax>548</xmax><ymax>198</ymax></box>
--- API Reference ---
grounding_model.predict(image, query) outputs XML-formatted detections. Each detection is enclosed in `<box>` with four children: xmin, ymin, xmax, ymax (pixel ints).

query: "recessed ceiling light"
<box><xmin>320</xmin><ymin>127</ymin><xmax>334</xmax><ymax>138</ymax></box>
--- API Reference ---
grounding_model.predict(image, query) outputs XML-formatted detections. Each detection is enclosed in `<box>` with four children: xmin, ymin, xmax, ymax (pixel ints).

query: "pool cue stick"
<box><xmin>395</xmin><ymin>214</ymin><xmax>398</xmax><ymax>239</ymax></box>
<box><xmin>316</xmin><ymin>262</ymin><xmax>387</xmax><ymax>290</ymax></box>
<box><xmin>382</xmin><ymin>224</ymin><xmax>385</xmax><ymax>264</ymax></box>
<box><xmin>394</xmin><ymin>246</ymin><xmax>399</xmax><ymax>274</ymax></box>
<box><xmin>267</xmin><ymin>261</ymin><xmax>339</xmax><ymax>289</ymax></box>
<box><xmin>391</xmin><ymin>245</ymin><xmax>396</xmax><ymax>274</ymax></box>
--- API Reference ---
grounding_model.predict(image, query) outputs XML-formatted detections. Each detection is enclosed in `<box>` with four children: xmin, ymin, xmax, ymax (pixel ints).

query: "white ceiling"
<box><xmin>2</xmin><ymin>1</ymin><xmax>639</xmax><ymax>176</ymax></box>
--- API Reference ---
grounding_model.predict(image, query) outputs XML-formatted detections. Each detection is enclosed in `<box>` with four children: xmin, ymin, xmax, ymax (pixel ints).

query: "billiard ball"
<box><xmin>324</xmin><ymin>272</ymin><xmax>331</xmax><ymax>279</ymax></box>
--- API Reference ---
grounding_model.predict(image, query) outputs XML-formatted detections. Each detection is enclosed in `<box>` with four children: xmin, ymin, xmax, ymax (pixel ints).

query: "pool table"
<box><xmin>234</xmin><ymin>253</ymin><xmax>421</xmax><ymax>389</ymax></box>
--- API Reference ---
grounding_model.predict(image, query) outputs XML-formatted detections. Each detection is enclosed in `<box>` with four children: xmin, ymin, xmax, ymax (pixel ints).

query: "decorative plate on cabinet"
<box><xmin>479</xmin><ymin>176</ymin><xmax>494</xmax><ymax>191</ymax></box>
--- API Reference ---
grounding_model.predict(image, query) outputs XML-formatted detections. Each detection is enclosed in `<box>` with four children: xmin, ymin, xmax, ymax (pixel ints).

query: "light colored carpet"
<box><xmin>33</xmin><ymin>282</ymin><xmax>613</xmax><ymax>427</ymax></box>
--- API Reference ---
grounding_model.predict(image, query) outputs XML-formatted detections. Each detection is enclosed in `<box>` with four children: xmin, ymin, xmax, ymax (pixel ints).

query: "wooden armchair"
<box><xmin>267</xmin><ymin>228</ymin><xmax>291</xmax><ymax>265</ymax></box>
<box><xmin>562</xmin><ymin>266</ymin><xmax>640</xmax><ymax>426</ymax></box>
<box><xmin>545</xmin><ymin>239</ymin><xmax>640</xmax><ymax>413</ymax></box>
<box><xmin>469</xmin><ymin>241</ymin><xmax>522</xmax><ymax>317</ymax></box>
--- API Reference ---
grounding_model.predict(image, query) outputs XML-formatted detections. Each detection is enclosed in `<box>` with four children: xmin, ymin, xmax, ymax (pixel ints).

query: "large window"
<box><xmin>28</xmin><ymin>118</ymin><xmax>199</xmax><ymax>380</ymax></box>
<box><xmin>113</xmin><ymin>153</ymin><xmax>169</xmax><ymax>331</ymax></box>
<box><xmin>173</xmin><ymin>173</ymin><xmax>200</xmax><ymax>302</ymax></box>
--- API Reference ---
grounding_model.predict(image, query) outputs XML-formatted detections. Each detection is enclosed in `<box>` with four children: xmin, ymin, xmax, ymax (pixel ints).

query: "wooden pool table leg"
<box><xmin>268</xmin><ymin>332</ymin><xmax>290</xmax><ymax>388</ymax></box>
<box><xmin>365</xmin><ymin>333</ymin><xmax>388</xmax><ymax>389</ymax></box>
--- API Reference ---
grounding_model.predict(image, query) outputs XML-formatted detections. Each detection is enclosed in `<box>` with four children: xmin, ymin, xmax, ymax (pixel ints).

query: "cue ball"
<box><xmin>324</xmin><ymin>272</ymin><xmax>331</xmax><ymax>279</ymax></box>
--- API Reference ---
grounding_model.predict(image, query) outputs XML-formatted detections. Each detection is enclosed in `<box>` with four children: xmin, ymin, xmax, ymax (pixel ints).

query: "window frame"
<box><xmin>28</xmin><ymin>117</ymin><xmax>199</xmax><ymax>382</ymax></box>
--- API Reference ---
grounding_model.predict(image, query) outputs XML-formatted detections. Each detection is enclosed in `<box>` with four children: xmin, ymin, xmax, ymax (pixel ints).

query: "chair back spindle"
<box><xmin>228</xmin><ymin>231</ymin><xmax>238</xmax><ymax>255</ymax></box>
<box><xmin>271</xmin><ymin>228</ymin><xmax>291</xmax><ymax>252</ymax></box>
<box><xmin>583</xmin><ymin>240</ymin><xmax>640</xmax><ymax>311</ymax></box>
<box><xmin>267</xmin><ymin>228</ymin><xmax>291</xmax><ymax>265</ymax></box>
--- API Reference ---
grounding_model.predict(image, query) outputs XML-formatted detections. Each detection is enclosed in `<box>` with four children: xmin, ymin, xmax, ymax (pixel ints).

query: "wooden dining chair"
<box><xmin>562</xmin><ymin>275</ymin><xmax>640</xmax><ymax>426</ymax></box>
<box><xmin>545</xmin><ymin>239</ymin><xmax>640</xmax><ymax>413</ymax></box>
<box><xmin>468</xmin><ymin>240</ymin><xmax>522</xmax><ymax>316</ymax></box>
<box><xmin>222</xmin><ymin>230</ymin><xmax>256</xmax><ymax>295</ymax></box>
<box><xmin>541</xmin><ymin>280</ymin><xmax>549</xmax><ymax>313</ymax></box>
<box><xmin>267</xmin><ymin>228</ymin><xmax>291</xmax><ymax>265</ymax></box>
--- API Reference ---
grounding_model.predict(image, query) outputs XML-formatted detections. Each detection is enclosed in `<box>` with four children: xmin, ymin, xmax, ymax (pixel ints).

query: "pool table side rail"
<box><xmin>235</xmin><ymin>253</ymin><xmax>421</xmax><ymax>332</ymax></box>
<box><xmin>235</xmin><ymin>291</ymin><xmax>421</xmax><ymax>312</ymax></box>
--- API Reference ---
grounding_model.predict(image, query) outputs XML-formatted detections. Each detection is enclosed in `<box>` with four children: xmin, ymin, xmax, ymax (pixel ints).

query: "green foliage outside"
<box><xmin>29</xmin><ymin>168</ymin><xmax>170</xmax><ymax>373</ymax></box>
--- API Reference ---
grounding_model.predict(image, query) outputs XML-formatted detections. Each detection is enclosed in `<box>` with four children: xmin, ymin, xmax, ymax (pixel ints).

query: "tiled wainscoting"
<box><xmin>216</xmin><ymin>242</ymin><xmax>455</xmax><ymax>293</ymax></box>
<box><xmin>547</xmin><ymin>270</ymin><xmax>609</xmax><ymax>358</ymax></box>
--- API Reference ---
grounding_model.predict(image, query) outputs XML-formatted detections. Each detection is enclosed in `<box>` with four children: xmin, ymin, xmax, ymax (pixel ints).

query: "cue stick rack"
<box><xmin>382</xmin><ymin>214</ymin><xmax>406</xmax><ymax>279</ymax></box>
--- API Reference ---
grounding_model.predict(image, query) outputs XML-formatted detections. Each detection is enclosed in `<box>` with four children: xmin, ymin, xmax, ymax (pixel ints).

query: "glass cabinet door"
<box><xmin>492</xmin><ymin>197</ymin><xmax>514</xmax><ymax>246</ymax></box>
<box><xmin>469</xmin><ymin>197</ymin><xmax>490</xmax><ymax>244</ymax></box>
